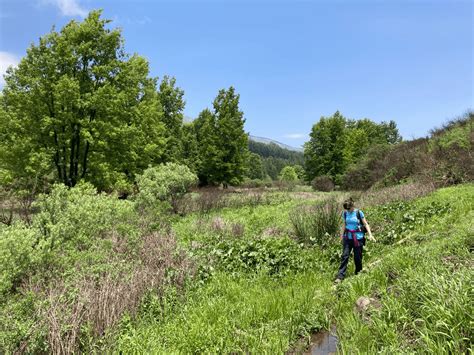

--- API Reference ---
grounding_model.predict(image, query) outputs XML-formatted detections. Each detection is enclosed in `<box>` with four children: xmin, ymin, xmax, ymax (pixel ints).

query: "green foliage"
<box><xmin>34</xmin><ymin>182</ymin><xmax>139</xmax><ymax>252</ymax></box>
<box><xmin>135</xmin><ymin>163</ymin><xmax>198</xmax><ymax>212</ymax></box>
<box><xmin>158</xmin><ymin>76</ymin><xmax>185</xmax><ymax>162</ymax></box>
<box><xmin>342</xmin><ymin>112</ymin><xmax>473</xmax><ymax>190</ymax></box>
<box><xmin>248</xmin><ymin>140</ymin><xmax>304</xmax><ymax>180</ymax></box>
<box><xmin>0</xmin><ymin>225</ymin><xmax>38</xmax><ymax>295</ymax></box>
<box><xmin>0</xmin><ymin>182</ymin><xmax>144</xmax><ymax>353</ymax></box>
<box><xmin>198</xmin><ymin>236</ymin><xmax>311</xmax><ymax>277</ymax></box>
<box><xmin>213</xmin><ymin>87</ymin><xmax>249</xmax><ymax>185</ymax></box>
<box><xmin>193</xmin><ymin>87</ymin><xmax>249</xmax><ymax>186</ymax></box>
<box><xmin>368</xmin><ymin>200</ymin><xmax>452</xmax><ymax>244</ymax></box>
<box><xmin>279</xmin><ymin>166</ymin><xmax>298</xmax><ymax>182</ymax></box>
<box><xmin>292</xmin><ymin>164</ymin><xmax>306</xmax><ymax>181</ymax></box>
<box><xmin>304</xmin><ymin>111</ymin><xmax>348</xmax><ymax>183</ymax></box>
<box><xmin>181</xmin><ymin>123</ymin><xmax>201</xmax><ymax>173</ymax></box>
<box><xmin>304</xmin><ymin>111</ymin><xmax>401</xmax><ymax>183</ymax></box>
<box><xmin>0</xmin><ymin>11</ymin><xmax>166</xmax><ymax>191</ymax></box>
<box><xmin>193</xmin><ymin>109</ymin><xmax>220</xmax><ymax>184</ymax></box>
<box><xmin>245</xmin><ymin>152</ymin><xmax>266</xmax><ymax>180</ymax></box>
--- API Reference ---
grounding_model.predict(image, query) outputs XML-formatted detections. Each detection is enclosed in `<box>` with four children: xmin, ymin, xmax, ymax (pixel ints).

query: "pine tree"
<box><xmin>213</xmin><ymin>87</ymin><xmax>249</xmax><ymax>186</ymax></box>
<box><xmin>194</xmin><ymin>108</ymin><xmax>220</xmax><ymax>185</ymax></box>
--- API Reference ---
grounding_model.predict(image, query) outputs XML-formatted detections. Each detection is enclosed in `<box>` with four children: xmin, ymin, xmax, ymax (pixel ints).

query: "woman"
<box><xmin>335</xmin><ymin>198</ymin><xmax>375</xmax><ymax>283</ymax></box>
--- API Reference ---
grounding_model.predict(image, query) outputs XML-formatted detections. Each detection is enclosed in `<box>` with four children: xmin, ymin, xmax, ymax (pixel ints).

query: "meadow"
<box><xmin>1</xmin><ymin>181</ymin><xmax>472</xmax><ymax>353</ymax></box>
<box><xmin>115</xmin><ymin>183</ymin><xmax>473</xmax><ymax>354</ymax></box>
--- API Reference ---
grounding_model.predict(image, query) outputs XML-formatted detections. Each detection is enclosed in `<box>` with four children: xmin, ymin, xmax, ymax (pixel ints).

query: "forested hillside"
<box><xmin>248</xmin><ymin>140</ymin><xmax>304</xmax><ymax>180</ymax></box>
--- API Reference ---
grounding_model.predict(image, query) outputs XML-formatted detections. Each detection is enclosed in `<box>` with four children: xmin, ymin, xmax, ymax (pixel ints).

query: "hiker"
<box><xmin>335</xmin><ymin>198</ymin><xmax>375</xmax><ymax>283</ymax></box>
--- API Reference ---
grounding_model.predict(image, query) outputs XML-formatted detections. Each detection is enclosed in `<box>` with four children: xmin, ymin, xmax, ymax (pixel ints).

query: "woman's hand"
<box><xmin>367</xmin><ymin>234</ymin><xmax>376</xmax><ymax>242</ymax></box>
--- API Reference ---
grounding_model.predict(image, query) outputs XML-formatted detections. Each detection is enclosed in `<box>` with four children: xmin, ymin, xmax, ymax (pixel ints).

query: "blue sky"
<box><xmin>0</xmin><ymin>0</ymin><xmax>472</xmax><ymax>148</ymax></box>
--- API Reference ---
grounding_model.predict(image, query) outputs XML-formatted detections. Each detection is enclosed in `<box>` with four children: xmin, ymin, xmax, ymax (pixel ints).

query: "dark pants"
<box><xmin>337</xmin><ymin>237</ymin><xmax>364</xmax><ymax>280</ymax></box>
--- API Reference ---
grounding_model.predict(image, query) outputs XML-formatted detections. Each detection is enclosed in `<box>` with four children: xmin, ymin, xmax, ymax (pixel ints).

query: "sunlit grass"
<box><xmin>117</xmin><ymin>184</ymin><xmax>474</xmax><ymax>353</ymax></box>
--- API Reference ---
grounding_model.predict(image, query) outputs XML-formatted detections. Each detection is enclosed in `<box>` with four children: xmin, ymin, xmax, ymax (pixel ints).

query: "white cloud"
<box><xmin>0</xmin><ymin>52</ymin><xmax>19</xmax><ymax>87</ymax></box>
<box><xmin>42</xmin><ymin>0</ymin><xmax>88</xmax><ymax>18</ymax></box>
<box><xmin>283</xmin><ymin>133</ymin><xmax>306</xmax><ymax>139</ymax></box>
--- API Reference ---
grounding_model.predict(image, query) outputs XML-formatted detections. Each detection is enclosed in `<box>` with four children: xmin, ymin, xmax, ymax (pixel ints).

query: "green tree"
<box><xmin>279</xmin><ymin>166</ymin><xmax>298</xmax><ymax>182</ymax></box>
<box><xmin>158</xmin><ymin>76</ymin><xmax>185</xmax><ymax>162</ymax></box>
<box><xmin>245</xmin><ymin>152</ymin><xmax>265</xmax><ymax>180</ymax></box>
<box><xmin>304</xmin><ymin>111</ymin><xmax>347</xmax><ymax>182</ymax></box>
<box><xmin>380</xmin><ymin>120</ymin><xmax>402</xmax><ymax>144</ymax></box>
<box><xmin>293</xmin><ymin>164</ymin><xmax>306</xmax><ymax>181</ymax></box>
<box><xmin>181</xmin><ymin>122</ymin><xmax>200</xmax><ymax>173</ymax></box>
<box><xmin>194</xmin><ymin>88</ymin><xmax>248</xmax><ymax>186</ymax></box>
<box><xmin>194</xmin><ymin>108</ymin><xmax>221</xmax><ymax>185</ymax></box>
<box><xmin>0</xmin><ymin>11</ymin><xmax>165</xmax><ymax>191</ymax></box>
<box><xmin>213</xmin><ymin>87</ymin><xmax>249</xmax><ymax>186</ymax></box>
<box><xmin>305</xmin><ymin>112</ymin><xmax>402</xmax><ymax>183</ymax></box>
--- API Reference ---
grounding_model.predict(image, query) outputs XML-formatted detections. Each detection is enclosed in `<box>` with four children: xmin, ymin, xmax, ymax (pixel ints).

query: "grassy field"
<box><xmin>116</xmin><ymin>184</ymin><xmax>473</xmax><ymax>353</ymax></box>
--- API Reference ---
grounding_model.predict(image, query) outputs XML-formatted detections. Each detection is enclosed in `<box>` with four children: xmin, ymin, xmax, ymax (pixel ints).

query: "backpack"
<box><xmin>344</xmin><ymin>209</ymin><xmax>368</xmax><ymax>234</ymax></box>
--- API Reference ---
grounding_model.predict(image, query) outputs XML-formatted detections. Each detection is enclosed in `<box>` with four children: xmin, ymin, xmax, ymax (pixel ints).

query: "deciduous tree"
<box><xmin>0</xmin><ymin>10</ymin><xmax>166</xmax><ymax>191</ymax></box>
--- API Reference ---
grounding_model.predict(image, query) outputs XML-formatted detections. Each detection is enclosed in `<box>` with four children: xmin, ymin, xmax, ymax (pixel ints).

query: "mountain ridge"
<box><xmin>249</xmin><ymin>135</ymin><xmax>303</xmax><ymax>152</ymax></box>
<box><xmin>184</xmin><ymin>116</ymin><xmax>303</xmax><ymax>153</ymax></box>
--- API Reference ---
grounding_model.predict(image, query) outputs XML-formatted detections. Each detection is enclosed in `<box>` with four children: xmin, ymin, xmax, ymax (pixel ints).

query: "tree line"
<box><xmin>0</xmin><ymin>10</ymin><xmax>404</xmax><ymax>194</ymax></box>
<box><xmin>0</xmin><ymin>11</ymin><xmax>249</xmax><ymax>193</ymax></box>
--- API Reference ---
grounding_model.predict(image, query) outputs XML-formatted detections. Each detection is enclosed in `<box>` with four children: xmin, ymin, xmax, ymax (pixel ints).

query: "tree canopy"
<box><xmin>0</xmin><ymin>10</ymin><xmax>166</xmax><ymax>191</ymax></box>
<box><xmin>304</xmin><ymin>111</ymin><xmax>402</xmax><ymax>183</ymax></box>
<box><xmin>192</xmin><ymin>87</ymin><xmax>249</xmax><ymax>186</ymax></box>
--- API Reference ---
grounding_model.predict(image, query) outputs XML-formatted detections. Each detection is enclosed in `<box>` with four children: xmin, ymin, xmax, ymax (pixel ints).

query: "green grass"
<box><xmin>117</xmin><ymin>184</ymin><xmax>473</xmax><ymax>354</ymax></box>
<box><xmin>118</xmin><ymin>272</ymin><xmax>333</xmax><ymax>353</ymax></box>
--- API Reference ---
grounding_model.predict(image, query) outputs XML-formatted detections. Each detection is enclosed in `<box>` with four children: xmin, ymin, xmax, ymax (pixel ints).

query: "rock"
<box><xmin>355</xmin><ymin>296</ymin><xmax>381</xmax><ymax>315</ymax></box>
<box><xmin>355</xmin><ymin>296</ymin><xmax>373</xmax><ymax>313</ymax></box>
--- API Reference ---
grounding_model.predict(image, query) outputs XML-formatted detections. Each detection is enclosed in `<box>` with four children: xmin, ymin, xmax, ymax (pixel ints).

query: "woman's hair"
<box><xmin>343</xmin><ymin>197</ymin><xmax>355</xmax><ymax>210</ymax></box>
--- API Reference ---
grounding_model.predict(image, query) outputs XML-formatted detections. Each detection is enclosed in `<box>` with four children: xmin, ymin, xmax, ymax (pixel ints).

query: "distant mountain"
<box><xmin>182</xmin><ymin>116</ymin><xmax>303</xmax><ymax>153</ymax></box>
<box><xmin>249</xmin><ymin>135</ymin><xmax>303</xmax><ymax>152</ymax></box>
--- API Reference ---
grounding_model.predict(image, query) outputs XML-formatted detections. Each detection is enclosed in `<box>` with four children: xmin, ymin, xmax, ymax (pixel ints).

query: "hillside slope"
<box><xmin>116</xmin><ymin>184</ymin><xmax>473</xmax><ymax>353</ymax></box>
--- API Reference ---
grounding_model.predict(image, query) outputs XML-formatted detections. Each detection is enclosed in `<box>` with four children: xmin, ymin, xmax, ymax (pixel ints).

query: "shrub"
<box><xmin>0</xmin><ymin>182</ymin><xmax>196</xmax><ymax>353</ymax></box>
<box><xmin>279</xmin><ymin>166</ymin><xmax>298</xmax><ymax>183</ymax></box>
<box><xmin>35</xmin><ymin>231</ymin><xmax>194</xmax><ymax>354</ymax></box>
<box><xmin>311</xmin><ymin>175</ymin><xmax>335</xmax><ymax>192</ymax></box>
<box><xmin>0</xmin><ymin>224</ymin><xmax>39</xmax><ymax>295</ymax></box>
<box><xmin>33</xmin><ymin>183</ymin><xmax>139</xmax><ymax>256</ymax></box>
<box><xmin>240</xmin><ymin>178</ymin><xmax>265</xmax><ymax>188</ymax></box>
<box><xmin>135</xmin><ymin>163</ymin><xmax>198</xmax><ymax>213</ymax></box>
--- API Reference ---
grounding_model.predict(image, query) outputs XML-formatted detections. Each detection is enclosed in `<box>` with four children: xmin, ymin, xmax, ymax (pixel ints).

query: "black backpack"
<box><xmin>344</xmin><ymin>209</ymin><xmax>367</xmax><ymax>234</ymax></box>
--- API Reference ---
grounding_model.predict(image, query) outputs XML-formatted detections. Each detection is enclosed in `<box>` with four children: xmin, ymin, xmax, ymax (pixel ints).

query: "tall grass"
<box><xmin>289</xmin><ymin>199</ymin><xmax>341</xmax><ymax>247</ymax></box>
<box><xmin>332</xmin><ymin>184</ymin><xmax>474</xmax><ymax>353</ymax></box>
<box><xmin>117</xmin><ymin>272</ymin><xmax>333</xmax><ymax>354</ymax></box>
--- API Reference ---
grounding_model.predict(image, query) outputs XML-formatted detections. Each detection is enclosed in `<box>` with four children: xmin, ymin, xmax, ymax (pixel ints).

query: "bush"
<box><xmin>311</xmin><ymin>176</ymin><xmax>335</xmax><ymax>192</ymax></box>
<box><xmin>240</xmin><ymin>178</ymin><xmax>265</xmax><ymax>188</ymax></box>
<box><xmin>279</xmin><ymin>166</ymin><xmax>298</xmax><ymax>183</ymax></box>
<box><xmin>0</xmin><ymin>182</ymin><xmax>195</xmax><ymax>353</ymax></box>
<box><xmin>0</xmin><ymin>224</ymin><xmax>39</xmax><ymax>295</ymax></box>
<box><xmin>135</xmin><ymin>163</ymin><xmax>198</xmax><ymax>213</ymax></box>
<box><xmin>33</xmin><ymin>183</ymin><xmax>139</xmax><ymax>255</ymax></box>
